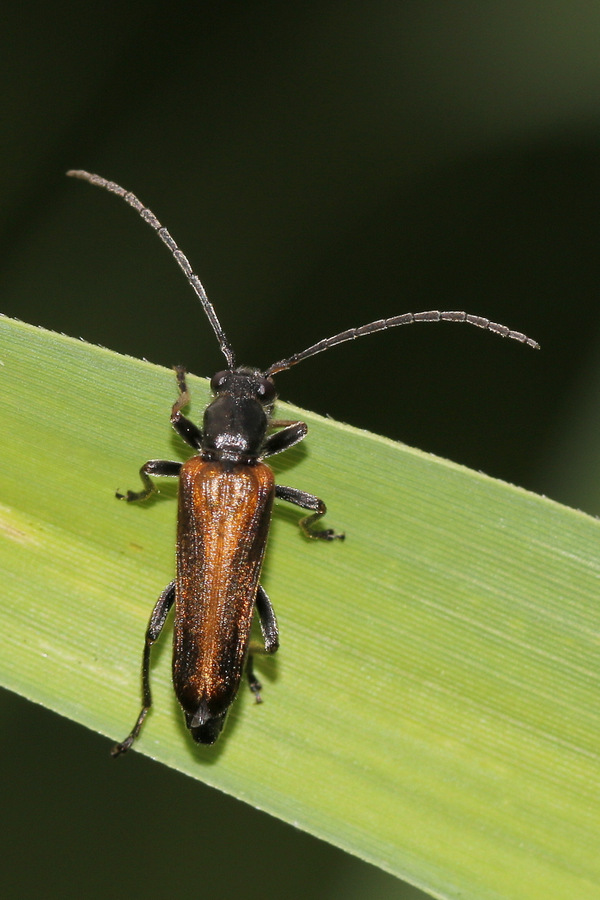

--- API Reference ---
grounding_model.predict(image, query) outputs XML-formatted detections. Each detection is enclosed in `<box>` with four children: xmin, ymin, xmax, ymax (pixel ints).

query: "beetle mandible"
<box><xmin>67</xmin><ymin>169</ymin><xmax>539</xmax><ymax>753</ymax></box>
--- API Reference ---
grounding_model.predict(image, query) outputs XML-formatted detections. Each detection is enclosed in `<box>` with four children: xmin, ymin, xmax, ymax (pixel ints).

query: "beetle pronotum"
<box><xmin>68</xmin><ymin>169</ymin><xmax>539</xmax><ymax>752</ymax></box>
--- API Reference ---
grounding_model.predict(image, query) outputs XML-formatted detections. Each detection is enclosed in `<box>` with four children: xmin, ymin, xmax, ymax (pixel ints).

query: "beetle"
<box><xmin>67</xmin><ymin>169</ymin><xmax>539</xmax><ymax>753</ymax></box>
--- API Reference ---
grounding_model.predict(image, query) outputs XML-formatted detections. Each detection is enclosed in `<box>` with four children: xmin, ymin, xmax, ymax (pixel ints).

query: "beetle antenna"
<box><xmin>67</xmin><ymin>170</ymin><xmax>236</xmax><ymax>369</ymax></box>
<box><xmin>265</xmin><ymin>310</ymin><xmax>539</xmax><ymax>376</ymax></box>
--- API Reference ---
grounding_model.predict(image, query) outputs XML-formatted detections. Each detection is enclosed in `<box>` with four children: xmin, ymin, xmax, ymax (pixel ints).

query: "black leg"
<box><xmin>116</xmin><ymin>459</ymin><xmax>182</xmax><ymax>502</ymax></box>
<box><xmin>246</xmin><ymin>585</ymin><xmax>279</xmax><ymax>703</ymax></box>
<box><xmin>246</xmin><ymin>655</ymin><xmax>263</xmax><ymax>701</ymax></box>
<box><xmin>111</xmin><ymin>581</ymin><xmax>176</xmax><ymax>757</ymax></box>
<box><xmin>255</xmin><ymin>585</ymin><xmax>279</xmax><ymax>653</ymax></box>
<box><xmin>263</xmin><ymin>421</ymin><xmax>307</xmax><ymax>457</ymax></box>
<box><xmin>171</xmin><ymin>365</ymin><xmax>203</xmax><ymax>449</ymax></box>
<box><xmin>172</xmin><ymin>365</ymin><xmax>190</xmax><ymax>415</ymax></box>
<box><xmin>275</xmin><ymin>484</ymin><xmax>345</xmax><ymax>541</ymax></box>
<box><xmin>172</xmin><ymin>415</ymin><xmax>203</xmax><ymax>449</ymax></box>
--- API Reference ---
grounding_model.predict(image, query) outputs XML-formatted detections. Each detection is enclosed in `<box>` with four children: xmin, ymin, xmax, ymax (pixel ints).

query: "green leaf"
<box><xmin>1</xmin><ymin>315</ymin><xmax>598</xmax><ymax>900</ymax></box>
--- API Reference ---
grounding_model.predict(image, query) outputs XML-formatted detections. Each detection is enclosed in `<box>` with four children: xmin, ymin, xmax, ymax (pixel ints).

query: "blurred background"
<box><xmin>1</xmin><ymin>2</ymin><xmax>600</xmax><ymax>897</ymax></box>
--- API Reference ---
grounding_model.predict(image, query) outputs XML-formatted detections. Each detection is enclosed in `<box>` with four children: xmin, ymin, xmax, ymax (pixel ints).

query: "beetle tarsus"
<box><xmin>110</xmin><ymin>705</ymin><xmax>149</xmax><ymax>757</ymax></box>
<box><xmin>274</xmin><ymin>485</ymin><xmax>344</xmax><ymax>540</ymax></box>
<box><xmin>110</xmin><ymin>709</ymin><xmax>149</xmax><ymax>756</ymax></box>
<box><xmin>304</xmin><ymin>524</ymin><xmax>345</xmax><ymax>541</ymax></box>
<box><xmin>115</xmin><ymin>488</ymin><xmax>144</xmax><ymax>502</ymax></box>
<box><xmin>246</xmin><ymin>655</ymin><xmax>264</xmax><ymax>703</ymax></box>
<box><xmin>117</xmin><ymin>460</ymin><xmax>183</xmax><ymax>502</ymax></box>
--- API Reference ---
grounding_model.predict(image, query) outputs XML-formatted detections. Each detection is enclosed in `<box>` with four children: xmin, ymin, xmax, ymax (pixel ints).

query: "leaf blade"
<box><xmin>0</xmin><ymin>315</ymin><xmax>598</xmax><ymax>900</ymax></box>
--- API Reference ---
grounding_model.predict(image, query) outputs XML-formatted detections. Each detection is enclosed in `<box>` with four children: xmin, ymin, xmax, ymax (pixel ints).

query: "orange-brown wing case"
<box><xmin>173</xmin><ymin>457</ymin><xmax>275</xmax><ymax>722</ymax></box>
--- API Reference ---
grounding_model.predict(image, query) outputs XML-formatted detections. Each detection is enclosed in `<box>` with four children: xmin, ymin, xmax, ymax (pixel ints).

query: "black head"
<box><xmin>201</xmin><ymin>367</ymin><xmax>277</xmax><ymax>462</ymax></box>
<box><xmin>210</xmin><ymin>367</ymin><xmax>277</xmax><ymax>408</ymax></box>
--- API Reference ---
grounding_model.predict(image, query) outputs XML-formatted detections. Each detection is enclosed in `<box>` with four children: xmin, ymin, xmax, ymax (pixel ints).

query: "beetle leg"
<box><xmin>172</xmin><ymin>415</ymin><xmax>203</xmax><ymax>449</ymax></box>
<box><xmin>170</xmin><ymin>366</ymin><xmax>204</xmax><ymax>449</ymax></box>
<box><xmin>116</xmin><ymin>459</ymin><xmax>182</xmax><ymax>502</ymax></box>
<box><xmin>246</xmin><ymin>585</ymin><xmax>279</xmax><ymax>702</ymax></box>
<box><xmin>269</xmin><ymin>419</ymin><xmax>304</xmax><ymax>428</ymax></box>
<box><xmin>255</xmin><ymin>584</ymin><xmax>279</xmax><ymax>653</ymax></box>
<box><xmin>172</xmin><ymin>364</ymin><xmax>190</xmax><ymax>411</ymax></box>
<box><xmin>263</xmin><ymin>421</ymin><xmax>307</xmax><ymax>457</ymax></box>
<box><xmin>111</xmin><ymin>581</ymin><xmax>176</xmax><ymax>756</ymax></box>
<box><xmin>246</xmin><ymin>655</ymin><xmax>263</xmax><ymax>701</ymax></box>
<box><xmin>275</xmin><ymin>484</ymin><xmax>345</xmax><ymax>541</ymax></box>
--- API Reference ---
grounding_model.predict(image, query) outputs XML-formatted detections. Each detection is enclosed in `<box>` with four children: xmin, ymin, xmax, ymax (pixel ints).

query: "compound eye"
<box><xmin>210</xmin><ymin>370</ymin><xmax>230</xmax><ymax>392</ymax></box>
<box><xmin>257</xmin><ymin>378</ymin><xmax>276</xmax><ymax>403</ymax></box>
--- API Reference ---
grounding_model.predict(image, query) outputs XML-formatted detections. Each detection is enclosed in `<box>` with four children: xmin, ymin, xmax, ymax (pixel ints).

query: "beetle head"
<box><xmin>202</xmin><ymin>367</ymin><xmax>277</xmax><ymax>461</ymax></box>
<box><xmin>210</xmin><ymin>367</ymin><xmax>277</xmax><ymax>407</ymax></box>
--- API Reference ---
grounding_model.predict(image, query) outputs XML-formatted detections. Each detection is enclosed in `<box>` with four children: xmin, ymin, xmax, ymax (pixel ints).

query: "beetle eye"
<box><xmin>211</xmin><ymin>370</ymin><xmax>230</xmax><ymax>392</ymax></box>
<box><xmin>257</xmin><ymin>378</ymin><xmax>276</xmax><ymax>403</ymax></box>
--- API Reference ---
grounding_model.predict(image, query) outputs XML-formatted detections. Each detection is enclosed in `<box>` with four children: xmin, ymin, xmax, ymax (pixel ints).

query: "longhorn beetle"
<box><xmin>67</xmin><ymin>169</ymin><xmax>539</xmax><ymax>753</ymax></box>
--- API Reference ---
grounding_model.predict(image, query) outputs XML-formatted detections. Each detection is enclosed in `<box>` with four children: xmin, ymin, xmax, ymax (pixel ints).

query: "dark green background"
<box><xmin>2</xmin><ymin>3</ymin><xmax>599</xmax><ymax>898</ymax></box>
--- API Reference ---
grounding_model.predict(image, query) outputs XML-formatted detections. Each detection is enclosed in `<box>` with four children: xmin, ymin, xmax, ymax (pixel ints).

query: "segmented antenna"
<box><xmin>66</xmin><ymin>170</ymin><xmax>236</xmax><ymax>369</ymax></box>
<box><xmin>265</xmin><ymin>310</ymin><xmax>539</xmax><ymax>376</ymax></box>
